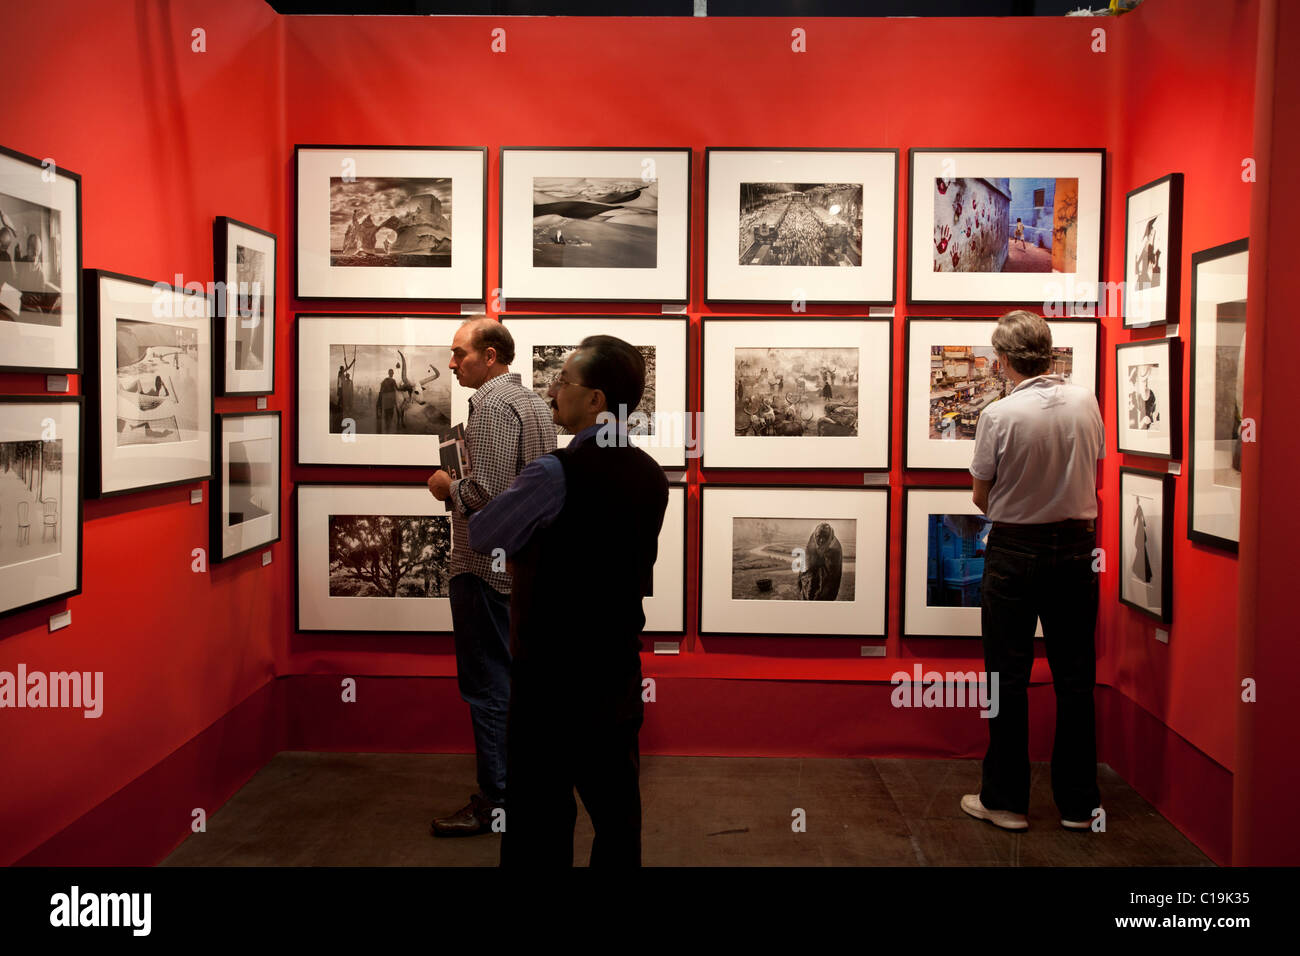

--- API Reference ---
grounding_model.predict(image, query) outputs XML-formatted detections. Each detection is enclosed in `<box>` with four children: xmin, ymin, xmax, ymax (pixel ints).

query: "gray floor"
<box><xmin>161</xmin><ymin>753</ymin><xmax>1213</xmax><ymax>867</ymax></box>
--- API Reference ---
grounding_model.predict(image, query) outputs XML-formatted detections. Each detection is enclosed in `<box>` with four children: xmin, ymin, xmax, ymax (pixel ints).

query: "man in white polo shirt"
<box><xmin>961</xmin><ymin>310</ymin><xmax>1105</xmax><ymax>832</ymax></box>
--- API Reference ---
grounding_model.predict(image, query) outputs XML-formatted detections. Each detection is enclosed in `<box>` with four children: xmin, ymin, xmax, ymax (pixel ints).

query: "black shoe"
<box><xmin>430</xmin><ymin>794</ymin><xmax>498</xmax><ymax>838</ymax></box>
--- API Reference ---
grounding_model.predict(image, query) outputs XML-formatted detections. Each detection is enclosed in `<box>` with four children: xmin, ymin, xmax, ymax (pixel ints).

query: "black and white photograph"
<box><xmin>706</xmin><ymin>149</ymin><xmax>896</xmax><ymax>304</ymax></box>
<box><xmin>1124</xmin><ymin>174</ymin><xmax>1183</xmax><ymax>328</ymax></box>
<box><xmin>297</xmin><ymin>315</ymin><xmax>470</xmax><ymax>468</ymax></box>
<box><xmin>295</xmin><ymin>146</ymin><xmax>485</xmax><ymax>301</ymax></box>
<box><xmin>699</xmin><ymin>485</ymin><xmax>887</xmax><ymax>637</ymax></box>
<box><xmin>905</xmin><ymin>317</ymin><xmax>1099</xmax><ymax>470</ymax></box>
<box><xmin>1115</xmin><ymin>338</ymin><xmax>1180</xmax><ymax>459</ymax></box>
<box><xmin>731</xmin><ymin>517</ymin><xmax>856</xmax><ymax>602</ymax></box>
<box><xmin>908</xmin><ymin>149</ymin><xmax>1104</xmax><ymax>305</ymax></box>
<box><xmin>702</xmin><ymin>318</ymin><xmax>890</xmax><ymax>470</ymax></box>
<box><xmin>1189</xmin><ymin>238</ymin><xmax>1249</xmax><ymax>551</ymax></box>
<box><xmin>643</xmin><ymin>484</ymin><xmax>686</xmax><ymax>635</ymax></box>
<box><xmin>214</xmin><ymin>216</ymin><xmax>276</xmax><ymax>396</ymax></box>
<box><xmin>0</xmin><ymin>397</ymin><xmax>82</xmax><ymax>618</ymax></box>
<box><xmin>737</xmin><ymin>183</ymin><xmax>862</xmax><ymax>267</ymax></box>
<box><xmin>500</xmin><ymin>148</ymin><xmax>690</xmax><ymax>302</ymax></box>
<box><xmin>212</xmin><ymin>411</ymin><xmax>281</xmax><ymax>563</ymax></box>
<box><xmin>0</xmin><ymin>144</ymin><xmax>81</xmax><ymax>372</ymax></box>
<box><xmin>1119</xmin><ymin>468</ymin><xmax>1174</xmax><ymax>624</ymax></box>
<box><xmin>296</xmin><ymin>483</ymin><xmax>455</xmax><ymax>632</ymax></box>
<box><xmin>85</xmin><ymin>271</ymin><xmax>213</xmax><ymax>497</ymax></box>
<box><xmin>503</xmin><ymin>315</ymin><xmax>688</xmax><ymax>467</ymax></box>
<box><xmin>532</xmin><ymin>176</ymin><xmax>657</xmax><ymax>269</ymax></box>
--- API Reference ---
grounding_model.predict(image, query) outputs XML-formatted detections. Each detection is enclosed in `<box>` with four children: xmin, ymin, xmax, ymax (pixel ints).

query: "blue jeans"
<box><xmin>449</xmin><ymin>573</ymin><xmax>512</xmax><ymax>805</ymax></box>
<box><xmin>979</xmin><ymin>520</ymin><xmax>1101</xmax><ymax>820</ymax></box>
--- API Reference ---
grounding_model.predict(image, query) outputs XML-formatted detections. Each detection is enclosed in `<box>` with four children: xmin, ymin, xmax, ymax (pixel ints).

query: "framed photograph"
<box><xmin>1123</xmin><ymin>173</ymin><xmax>1183</xmax><ymax>328</ymax></box>
<box><xmin>700</xmin><ymin>317</ymin><xmax>891</xmax><ymax>470</ymax></box>
<box><xmin>901</xmin><ymin>486</ymin><xmax>1042</xmax><ymax>639</ymax></box>
<box><xmin>699</xmin><ymin>485</ymin><xmax>888</xmax><ymax>637</ymax></box>
<box><xmin>295</xmin><ymin>145</ymin><xmax>486</xmax><ymax>302</ymax></box>
<box><xmin>644</xmin><ymin>483</ymin><xmax>687</xmax><ymax>635</ymax></box>
<box><xmin>1188</xmin><ymin>238</ymin><xmax>1248</xmax><ymax>552</ymax></box>
<box><xmin>1115</xmin><ymin>338</ymin><xmax>1181</xmax><ymax>459</ymax></box>
<box><xmin>501</xmin><ymin>315</ymin><xmax>688</xmax><ymax>469</ymax></box>
<box><xmin>0</xmin><ymin>397</ymin><xmax>83</xmax><ymax>618</ymax></box>
<box><xmin>1119</xmin><ymin>467</ymin><xmax>1174</xmax><ymax>623</ymax></box>
<box><xmin>907</xmin><ymin>148</ymin><xmax>1105</xmax><ymax>305</ymax></box>
<box><xmin>212</xmin><ymin>411</ymin><xmax>281</xmax><ymax>563</ymax></box>
<box><xmin>0</xmin><ymin>144</ymin><xmax>81</xmax><ymax>373</ymax></box>
<box><xmin>704</xmin><ymin>148</ymin><xmax>897</xmax><ymax>304</ymax></box>
<box><xmin>904</xmin><ymin>317</ymin><xmax>1099</xmax><ymax>471</ymax></box>
<box><xmin>214</xmin><ymin>216</ymin><xmax>276</xmax><ymax>395</ymax></box>
<box><xmin>296</xmin><ymin>315</ymin><xmax>472</xmax><ymax>467</ymax></box>
<box><xmin>296</xmin><ymin>483</ymin><xmax>453</xmax><ymax>633</ymax></box>
<box><xmin>499</xmin><ymin>147</ymin><xmax>690</xmax><ymax>303</ymax></box>
<box><xmin>83</xmin><ymin>270</ymin><xmax>213</xmax><ymax>497</ymax></box>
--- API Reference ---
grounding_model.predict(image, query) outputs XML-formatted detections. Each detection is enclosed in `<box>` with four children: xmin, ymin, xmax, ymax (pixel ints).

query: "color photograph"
<box><xmin>932</xmin><ymin>177</ymin><xmax>1078</xmax><ymax>274</ymax></box>
<box><xmin>928</xmin><ymin>344</ymin><xmax>1073</xmax><ymax>441</ymax></box>
<box><xmin>926</xmin><ymin>513</ymin><xmax>991</xmax><ymax>608</ymax></box>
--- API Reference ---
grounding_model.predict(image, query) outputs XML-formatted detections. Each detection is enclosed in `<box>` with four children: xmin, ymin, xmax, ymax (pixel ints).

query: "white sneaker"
<box><xmin>960</xmin><ymin>793</ymin><xmax>1028</xmax><ymax>830</ymax></box>
<box><xmin>1061</xmin><ymin>814</ymin><xmax>1096</xmax><ymax>831</ymax></box>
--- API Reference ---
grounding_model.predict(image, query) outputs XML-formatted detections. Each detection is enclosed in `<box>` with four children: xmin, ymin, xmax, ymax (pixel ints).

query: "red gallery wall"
<box><xmin>0</xmin><ymin>0</ymin><xmax>1266</xmax><ymax>866</ymax></box>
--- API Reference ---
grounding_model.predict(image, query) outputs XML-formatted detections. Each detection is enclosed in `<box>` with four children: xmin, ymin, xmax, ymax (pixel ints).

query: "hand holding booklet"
<box><xmin>438</xmin><ymin>423</ymin><xmax>472</xmax><ymax>512</ymax></box>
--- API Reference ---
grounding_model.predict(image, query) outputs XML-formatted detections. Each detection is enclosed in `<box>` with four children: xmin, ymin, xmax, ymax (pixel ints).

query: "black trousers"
<box><xmin>500</xmin><ymin>661</ymin><xmax>644</xmax><ymax>868</ymax></box>
<box><xmin>980</xmin><ymin>520</ymin><xmax>1101</xmax><ymax>820</ymax></box>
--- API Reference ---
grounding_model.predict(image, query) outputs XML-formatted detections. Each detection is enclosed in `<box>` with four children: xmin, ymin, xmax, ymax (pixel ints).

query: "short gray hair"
<box><xmin>991</xmin><ymin>310</ymin><xmax>1053</xmax><ymax>376</ymax></box>
<box><xmin>461</xmin><ymin>317</ymin><xmax>515</xmax><ymax>366</ymax></box>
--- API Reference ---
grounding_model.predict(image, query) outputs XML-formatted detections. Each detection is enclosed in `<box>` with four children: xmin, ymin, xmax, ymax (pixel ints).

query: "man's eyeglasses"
<box><xmin>551</xmin><ymin>374</ymin><xmax>589</xmax><ymax>390</ymax></box>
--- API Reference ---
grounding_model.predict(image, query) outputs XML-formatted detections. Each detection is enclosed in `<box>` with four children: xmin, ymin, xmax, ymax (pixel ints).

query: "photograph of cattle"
<box><xmin>734</xmin><ymin>347</ymin><xmax>858</xmax><ymax>437</ymax></box>
<box><xmin>738</xmin><ymin>182</ymin><xmax>863</xmax><ymax>267</ymax></box>
<box><xmin>328</xmin><ymin>343</ymin><xmax>451</xmax><ymax>437</ymax></box>
<box><xmin>532</xmin><ymin>343</ymin><xmax>656</xmax><ymax>435</ymax></box>
<box><xmin>731</xmin><ymin>516</ymin><xmax>856</xmax><ymax>601</ymax></box>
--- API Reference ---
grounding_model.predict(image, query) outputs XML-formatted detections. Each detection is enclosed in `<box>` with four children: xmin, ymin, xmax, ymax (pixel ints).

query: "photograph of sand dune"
<box><xmin>532</xmin><ymin>177</ymin><xmax>657</xmax><ymax>269</ymax></box>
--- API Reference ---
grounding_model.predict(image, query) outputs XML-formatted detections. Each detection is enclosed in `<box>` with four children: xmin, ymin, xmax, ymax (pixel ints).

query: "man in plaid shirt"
<box><xmin>427</xmin><ymin>317</ymin><xmax>555</xmax><ymax>837</ymax></box>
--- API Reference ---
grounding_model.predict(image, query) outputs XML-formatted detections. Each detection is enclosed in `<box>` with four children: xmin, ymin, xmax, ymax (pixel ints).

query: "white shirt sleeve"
<box><xmin>969</xmin><ymin>409</ymin><xmax>999</xmax><ymax>481</ymax></box>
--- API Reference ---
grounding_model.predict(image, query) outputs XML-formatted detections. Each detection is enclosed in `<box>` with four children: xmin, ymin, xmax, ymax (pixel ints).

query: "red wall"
<box><xmin>0</xmin><ymin>0</ymin><xmax>1272</xmax><ymax>866</ymax></box>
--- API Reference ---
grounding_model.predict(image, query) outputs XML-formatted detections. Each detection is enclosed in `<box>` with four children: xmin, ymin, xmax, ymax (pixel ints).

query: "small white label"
<box><xmin>653</xmin><ymin>641</ymin><xmax>681</xmax><ymax>655</ymax></box>
<box><xmin>1155</xmin><ymin>628</ymin><xmax>1170</xmax><ymax>644</ymax></box>
<box><xmin>862</xmin><ymin>473</ymin><xmax>889</xmax><ymax>486</ymax></box>
<box><xmin>46</xmin><ymin>375</ymin><xmax>69</xmax><ymax>392</ymax></box>
<box><xmin>663</xmin><ymin>471</ymin><xmax>686</xmax><ymax>483</ymax></box>
<box><xmin>1167</xmin><ymin>461</ymin><xmax>1182</xmax><ymax>474</ymax></box>
<box><xmin>1166</xmin><ymin>324</ymin><xmax>1180</xmax><ymax>338</ymax></box>
<box><xmin>257</xmin><ymin>397</ymin><xmax>268</xmax><ymax>410</ymax></box>
<box><xmin>867</xmin><ymin>306</ymin><xmax>894</xmax><ymax>318</ymax></box>
<box><xmin>191</xmin><ymin>489</ymin><xmax>203</xmax><ymax>504</ymax></box>
<box><xmin>860</xmin><ymin>645</ymin><xmax>886</xmax><ymax>657</ymax></box>
<box><xmin>49</xmin><ymin>610</ymin><xmax>72</xmax><ymax>632</ymax></box>
<box><xmin>460</xmin><ymin>303</ymin><xmax>487</xmax><ymax>315</ymax></box>
<box><xmin>661</xmin><ymin>303</ymin><xmax>688</xmax><ymax>314</ymax></box>
<box><xmin>262</xmin><ymin>550</ymin><xmax>272</xmax><ymax>566</ymax></box>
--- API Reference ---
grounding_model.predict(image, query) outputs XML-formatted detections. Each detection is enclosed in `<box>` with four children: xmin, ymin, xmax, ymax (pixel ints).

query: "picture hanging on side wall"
<box><xmin>704</xmin><ymin>148</ymin><xmax>898</xmax><ymax>304</ymax></box>
<box><xmin>1119</xmin><ymin>467</ymin><xmax>1174</xmax><ymax>624</ymax></box>
<box><xmin>212</xmin><ymin>411</ymin><xmax>281</xmax><ymax>563</ymax></box>
<box><xmin>500</xmin><ymin>315</ymin><xmax>689</xmax><ymax>468</ymax></box>
<box><xmin>1123</xmin><ymin>173</ymin><xmax>1183</xmax><ymax>328</ymax></box>
<box><xmin>1188</xmin><ymin>238</ymin><xmax>1248</xmax><ymax>552</ymax></box>
<box><xmin>698</xmin><ymin>485</ymin><xmax>888</xmax><ymax>637</ymax></box>
<box><xmin>903</xmin><ymin>317</ymin><xmax>1099</xmax><ymax>471</ymax></box>
<box><xmin>907</xmin><ymin>149</ymin><xmax>1105</xmax><ymax>306</ymax></box>
<box><xmin>214</xmin><ymin>217</ymin><xmax>276</xmax><ymax>396</ymax></box>
<box><xmin>83</xmin><ymin>270</ymin><xmax>214</xmax><ymax>498</ymax></box>
<box><xmin>296</xmin><ymin>314</ymin><xmax>473</xmax><ymax>467</ymax></box>
<box><xmin>644</xmin><ymin>483</ymin><xmax>687</xmax><ymax>635</ymax></box>
<box><xmin>1115</xmin><ymin>337</ymin><xmax>1181</xmax><ymax>460</ymax></box>
<box><xmin>699</xmin><ymin>317</ymin><xmax>891</xmax><ymax>470</ymax></box>
<box><xmin>498</xmin><ymin>148</ymin><xmax>691</xmax><ymax>303</ymax></box>
<box><xmin>0</xmin><ymin>396</ymin><xmax>83</xmax><ymax>619</ymax></box>
<box><xmin>295</xmin><ymin>145</ymin><xmax>487</xmax><ymax>302</ymax></box>
<box><xmin>0</xmin><ymin>144</ymin><xmax>82</xmax><ymax>373</ymax></box>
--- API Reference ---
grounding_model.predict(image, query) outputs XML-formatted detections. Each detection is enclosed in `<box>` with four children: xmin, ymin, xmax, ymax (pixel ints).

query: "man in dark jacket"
<box><xmin>468</xmin><ymin>335</ymin><xmax>668</xmax><ymax>867</ymax></box>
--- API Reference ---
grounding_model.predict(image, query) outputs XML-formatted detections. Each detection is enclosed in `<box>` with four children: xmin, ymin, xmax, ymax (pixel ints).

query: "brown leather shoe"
<box><xmin>430</xmin><ymin>794</ymin><xmax>497</xmax><ymax>838</ymax></box>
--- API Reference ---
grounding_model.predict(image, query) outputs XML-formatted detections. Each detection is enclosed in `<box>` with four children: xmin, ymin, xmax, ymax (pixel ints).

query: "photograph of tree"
<box><xmin>327</xmin><ymin>513</ymin><xmax>451</xmax><ymax>598</ymax></box>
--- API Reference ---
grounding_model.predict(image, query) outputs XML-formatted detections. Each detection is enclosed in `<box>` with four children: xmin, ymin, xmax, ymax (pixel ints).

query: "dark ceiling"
<box><xmin>265</xmin><ymin>1</ymin><xmax>1107</xmax><ymax>16</ymax></box>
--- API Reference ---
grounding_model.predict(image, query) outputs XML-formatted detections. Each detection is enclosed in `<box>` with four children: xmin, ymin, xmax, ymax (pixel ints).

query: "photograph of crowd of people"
<box><xmin>115</xmin><ymin>319</ymin><xmax>201</xmax><ymax>446</ymax></box>
<box><xmin>928</xmin><ymin>344</ymin><xmax>1073</xmax><ymax>441</ymax></box>
<box><xmin>731</xmin><ymin>517</ymin><xmax>856</xmax><ymax>601</ymax></box>
<box><xmin>0</xmin><ymin>191</ymin><xmax>63</xmax><ymax>326</ymax></box>
<box><xmin>329</xmin><ymin>177</ymin><xmax>452</xmax><ymax>268</ymax></box>
<box><xmin>932</xmin><ymin>177</ymin><xmax>1079</xmax><ymax>274</ymax></box>
<box><xmin>328</xmin><ymin>343</ymin><xmax>452</xmax><ymax>436</ymax></box>
<box><xmin>531</xmin><ymin>176</ymin><xmax>658</xmax><ymax>269</ymax></box>
<box><xmin>926</xmin><ymin>513</ymin><xmax>992</xmax><ymax>608</ymax></box>
<box><xmin>327</xmin><ymin>513</ymin><xmax>452</xmax><ymax>598</ymax></box>
<box><xmin>734</xmin><ymin>347</ymin><xmax>859</xmax><ymax>437</ymax></box>
<box><xmin>532</xmin><ymin>343</ymin><xmax>656</xmax><ymax>435</ymax></box>
<box><xmin>0</xmin><ymin>438</ymin><xmax>62</xmax><ymax>571</ymax></box>
<box><xmin>737</xmin><ymin>182</ymin><xmax>863</xmax><ymax>267</ymax></box>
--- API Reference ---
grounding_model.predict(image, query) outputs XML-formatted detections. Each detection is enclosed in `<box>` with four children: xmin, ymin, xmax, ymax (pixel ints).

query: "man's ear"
<box><xmin>483</xmin><ymin>346</ymin><xmax>497</xmax><ymax>367</ymax></box>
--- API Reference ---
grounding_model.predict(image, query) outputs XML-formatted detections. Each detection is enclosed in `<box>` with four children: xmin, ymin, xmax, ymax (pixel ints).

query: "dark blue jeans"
<box><xmin>980</xmin><ymin>520</ymin><xmax>1101</xmax><ymax>820</ymax></box>
<box><xmin>449</xmin><ymin>573</ymin><xmax>512</xmax><ymax>805</ymax></box>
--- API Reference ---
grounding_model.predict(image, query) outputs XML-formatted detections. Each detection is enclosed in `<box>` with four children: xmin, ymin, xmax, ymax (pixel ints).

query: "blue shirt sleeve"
<box><xmin>467</xmin><ymin>454</ymin><xmax>566</xmax><ymax>557</ymax></box>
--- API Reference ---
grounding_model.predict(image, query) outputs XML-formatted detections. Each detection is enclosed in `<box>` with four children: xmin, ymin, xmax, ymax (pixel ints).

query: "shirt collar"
<box><xmin>467</xmin><ymin>371</ymin><xmax>521</xmax><ymax>411</ymax></box>
<box><xmin>1009</xmin><ymin>373</ymin><xmax>1065</xmax><ymax>396</ymax></box>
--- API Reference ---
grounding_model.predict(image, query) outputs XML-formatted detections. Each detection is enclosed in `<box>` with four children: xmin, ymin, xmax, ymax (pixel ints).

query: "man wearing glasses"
<box><xmin>469</xmin><ymin>335</ymin><xmax>668</xmax><ymax>867</ymax></box>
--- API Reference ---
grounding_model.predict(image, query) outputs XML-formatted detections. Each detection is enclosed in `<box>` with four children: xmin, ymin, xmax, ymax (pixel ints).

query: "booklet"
<box><xmin>438</xmin><ymin>424</ymin><xmax>472</xmax><ymax>512</ymax></box>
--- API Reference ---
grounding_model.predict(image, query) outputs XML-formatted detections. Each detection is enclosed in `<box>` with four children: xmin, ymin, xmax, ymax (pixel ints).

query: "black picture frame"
<box><xmin>211</xmin><ymin>410</ymin><xmax>282</xmax><ymax>563</ymax></box>
<box><xmin>1115</xmin><ymin>337</ymin><xmax>1182</xmax><ymax>460</ymax></box>
<box><xmin>213</xmin><ymin>216</ymin><xmax>276</xmax><ymax>397</ymax></box>
<box><xmin>1122</xmin><ymin>173</ymin><xmax>1183</xmax><ymax>329</ymax></box>
<box><xmin>1118</xmin><ymin>466</ymin><xmax>1175</xmax><ymax>625</ymax></box>
<box><xmin>644</xmin><ymin>481</ymin><xmax>688</xmax><ymax>636</ymax></box>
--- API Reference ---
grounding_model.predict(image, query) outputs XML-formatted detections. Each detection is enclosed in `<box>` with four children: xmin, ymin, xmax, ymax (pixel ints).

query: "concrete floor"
<box><xmin>161</xmin><ymin>753</ymin><xmax>1213</xmax><ymax>867</ymax></box>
